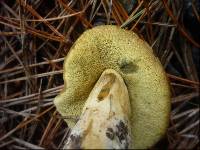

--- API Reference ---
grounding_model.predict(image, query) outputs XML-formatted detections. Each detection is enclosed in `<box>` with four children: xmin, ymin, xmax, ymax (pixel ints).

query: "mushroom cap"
<box><xmin>54</xmin><ymin>25</ymin><xmax>171</xmax><ymax>149</ymax></box>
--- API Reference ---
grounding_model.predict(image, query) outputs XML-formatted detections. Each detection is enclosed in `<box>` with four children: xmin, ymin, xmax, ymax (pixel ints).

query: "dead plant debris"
<box><xmin>0</xmin><ymin>0</ymin><xmax>199</xmax><ymax>149</ymax></box>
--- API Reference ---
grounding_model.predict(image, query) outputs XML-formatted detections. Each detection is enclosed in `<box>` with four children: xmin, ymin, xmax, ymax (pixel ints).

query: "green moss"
<box><xmin>54</xmin><ymin>25</ymin><xmax>171</xmax><ymax>149</ymax></box>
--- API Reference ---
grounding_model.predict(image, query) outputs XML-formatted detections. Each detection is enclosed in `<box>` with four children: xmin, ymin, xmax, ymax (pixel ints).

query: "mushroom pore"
<box><xmin>54</xmin><ymin>25</ymin><xmax>171</xmax><ymax>149</ymax></box>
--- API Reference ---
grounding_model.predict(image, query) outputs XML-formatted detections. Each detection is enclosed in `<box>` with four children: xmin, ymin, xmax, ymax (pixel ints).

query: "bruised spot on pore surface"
<box><xmin>119</xmin><ymin>59</ymin><xmax>139</xmax><ymax>74</ymax></box>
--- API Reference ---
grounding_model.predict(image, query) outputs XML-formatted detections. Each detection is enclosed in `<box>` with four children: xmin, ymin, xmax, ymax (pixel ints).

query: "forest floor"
<box><xmin>0</xmin><ymin>0</ymin><xmax>199</xmax><ymax>149</ymax></box>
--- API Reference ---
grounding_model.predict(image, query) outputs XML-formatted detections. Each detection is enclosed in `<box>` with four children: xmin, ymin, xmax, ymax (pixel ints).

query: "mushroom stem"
<box><xmin>64</xmin><ymin>69</ymin><xmax>132</xmax><ymax>149</ymax></box>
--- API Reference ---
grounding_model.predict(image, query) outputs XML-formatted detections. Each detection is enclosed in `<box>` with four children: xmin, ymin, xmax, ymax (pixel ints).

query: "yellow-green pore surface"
<box><xmin>54</xmin><ymin>25</ymin><xmax>170</xmax><ymax>149</ymax></box>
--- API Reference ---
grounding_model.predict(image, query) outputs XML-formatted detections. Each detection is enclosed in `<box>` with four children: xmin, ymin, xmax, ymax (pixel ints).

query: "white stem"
<box><xmin>64</xmin><ymin>69</ymin><xmax>132</xmax><ymax>149</ymax></box>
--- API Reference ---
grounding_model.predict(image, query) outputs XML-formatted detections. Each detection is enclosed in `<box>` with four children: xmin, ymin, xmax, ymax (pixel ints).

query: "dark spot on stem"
<box><xmin>106</xmin><ymin>128</ymin><xmax>114</xmax><ymax>140</ymax></box>
<box><xmin>97</xmin><ymin>73</ymin><xmax>116</xmax><ymax>101</ymax></box>
<box><xmin>65</xmin><ymin>134</ymin><xmax>82</xmax><ymax>149</ymax></box>
<box><xmin>115</xmin><ymin>120</ymin><xmax>129</xmax><ymax>148</ymax></box>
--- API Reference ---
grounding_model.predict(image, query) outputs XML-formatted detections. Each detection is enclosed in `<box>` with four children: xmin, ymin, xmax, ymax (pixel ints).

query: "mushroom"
<box><xmin>54</xmin><ymin>25</ymin><xmax>171</xmax><ymax>149</ymax></box>
<box><xmin>64</xmin><ymin>69</ymin><xmax>131</xmax><ymax>149</ymax></box>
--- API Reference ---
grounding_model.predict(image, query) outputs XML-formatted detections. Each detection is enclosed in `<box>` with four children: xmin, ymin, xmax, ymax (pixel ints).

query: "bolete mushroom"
<box><xmin>64</xmin><ymin>69</ymin><xmax>131</xmax><ymax>149</ymax></box>
<box><xmin>54</xmin><ymin>25</ymin><xmax>171</xmax><ymax>149</ymax></box>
